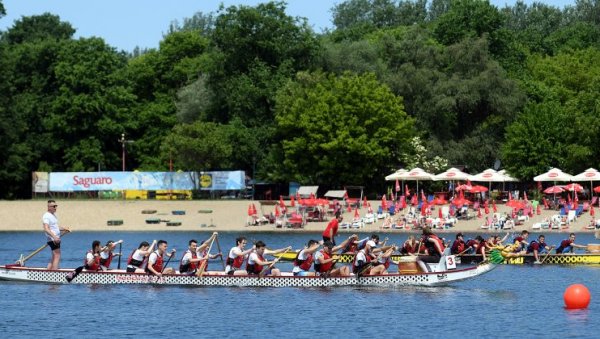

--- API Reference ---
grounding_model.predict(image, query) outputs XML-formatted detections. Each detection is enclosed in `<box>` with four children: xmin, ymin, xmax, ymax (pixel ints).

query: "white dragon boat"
<box><xmin>0</xmin><ymin>250</ymin><xmax>500</xmax><ymax>287</ymax></box>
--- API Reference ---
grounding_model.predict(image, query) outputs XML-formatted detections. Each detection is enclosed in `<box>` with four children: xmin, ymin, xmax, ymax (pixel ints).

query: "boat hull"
<box><xmin>457</xmin><ymin>253</ymin><xmax>600</xmax><ymax>265</ymax></box>
<box><xmin>0</xmin><ymin>263</ymin><xmax>495</xmax><ymax>287</ymax></box>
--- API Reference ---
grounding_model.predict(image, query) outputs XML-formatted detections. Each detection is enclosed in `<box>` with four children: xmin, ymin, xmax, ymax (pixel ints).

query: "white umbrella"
<box><xmin>533</xmin><ymin>168</ymin><xmax>573</xmax><ymax>182</ymax></box>
<box><xmin>398</xmin><ymin>167</ymin><xmax>434</xmax><ymax>196</ymax></box>
<box><xmin>498</xmin><ymin>170</ymin><xmax>518</xmax><ymax>182</ymax></box>
<box><xmin>385</xmin><ymin>169</ymin><xmax>407</xmax><ymax>181</ymax></box>
<box><xmin>469</xmin><ymin>169</ymin><xmax>507</xmax><ymax>195</ymax></box>
<box><xmin>432</xmin><ymin>167</ymin><xmax>472</xmax><ymax>181</ymax></box>
<box><xmin>571</xmin><ymin>168</ymin><xmax>600</xmax><ymax>200</ymax></box>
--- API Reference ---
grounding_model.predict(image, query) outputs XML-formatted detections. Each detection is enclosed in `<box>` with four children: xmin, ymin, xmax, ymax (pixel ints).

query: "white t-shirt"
<box><xmin>247</xmin><ymin>252</ymin><xmax>263</xmax><ymax>265</ymax></box>
<box><xmin>181</xmin><ymin>250</ymin><xmax>194</xmax><ymax>265</ymax></box>
<box><xmin>225</xmin><ymin>247</ymin><xmax>246</xmax><ymax>272</ymax></box>
<box><xmin>42</xmin><ymin>212</ymin><xmax>59</xmax><ymax>241</ymax></box>
<box><xmin>366</xmin><ymin>240</ymin><xmax>377</xmax><ymax>248</ymax></box>
<box><xmin>86</xmin><ymin>252</ymin><xmax>95</xmax><ymax>264</ymax></box>
<box><xmin>148</xmin><ymin>251</ymin><xmax>160</xmax><ymax>266</ymax></box>
<box><xmin>292</xmin><ymin>249</ymin><xmax>310</xmax><ymax>273</ymax></box>
<box><xmin>100</xmin><ymin>251</ymin><xmax>110</xmax><ymax>261</ymax></box>
<box><xmin>356</xmin><ymin>250</ymin><xmax>367</xmax><ymax>263</ymax></box>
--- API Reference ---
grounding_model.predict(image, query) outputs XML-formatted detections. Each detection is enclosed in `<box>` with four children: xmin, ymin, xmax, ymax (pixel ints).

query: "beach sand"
<box><xmin>0</xmin><ymin>199</ymin><xmax>597</xmax><ymax>234</ymax></box>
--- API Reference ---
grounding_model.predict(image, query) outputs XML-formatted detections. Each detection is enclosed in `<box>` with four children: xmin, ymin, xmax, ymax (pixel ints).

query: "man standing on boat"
<box><xmin>323</xmin><ymin>211</ymin><xmax>343</xmax><ymax>245</ymax></box>
<box><xmin>42</xmin><ymin>200</ymin><xmax>70</xmax><ymax>270</ymax></box>
<box><xmin>556</xmin><ymin>233</ymin><xmax>587</xmax><ymax>254</ymax></box>
<box><xmin>147</xmin><ymin>240</ymin><xmax>176</xmax><ymax>276</ymax></box>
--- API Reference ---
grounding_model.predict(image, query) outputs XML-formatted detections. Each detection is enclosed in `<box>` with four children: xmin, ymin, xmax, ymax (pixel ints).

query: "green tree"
<box><xmin>273</xmin><ymin>71</ymin><xmax>415</xmax><ymax>186</ymax></box>
<box><xmin>433</xmin><ymin>0</ymin><xmax>504</xmax><ymax>46</ymax></box>
<box><xmin>2</xmin><ymin>12</ymin><xmax>75</xmax><ymax>44</ymax></box>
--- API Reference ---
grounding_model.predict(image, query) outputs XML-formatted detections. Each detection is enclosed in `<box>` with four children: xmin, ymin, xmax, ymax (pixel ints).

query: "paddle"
<box><xmin>15</xmin><ymin>230</ymin><xmax>70</xmax><ymax>266</ymax></box>
<box><xmin>66</xmin><ymin>243</ymin><xmax>109</xmax><ymax>283</ymax></box>
<box><xmin>539</xmin><ymin>246</ymin><xmax>555</xmax><ymax>265</ymax></box>
<box><xmin>455</xmin><ymin>246</ymin><xmax>472</xmax><ymax>257</ymax></box>
<box><xmin>117</xmin><ymin>242</ymin><xmax>123</xmax><ymax>270</ymax></box>
<box><xmin>161</xmin><ymin>249</ymin><xmax>177</xmax><ymax>274</ymax></box>
<box><xmin>259</xmin><ymin>246</ymin><xmax>292</xmax><ymax>278</ymax></box>
<box><xmin>215</xmin><ymin>235</ymin><xmax>225</xmax><ymax>270</ymax></box>
<box><xmin>196</xmin><ymin>236</ymin><xmax>216</xmax><ymax>277</ymax></box>
<box><xmin>321</xmin><ymin>258</ymin><xmax>339</xmax><ymax>278</ymax></box>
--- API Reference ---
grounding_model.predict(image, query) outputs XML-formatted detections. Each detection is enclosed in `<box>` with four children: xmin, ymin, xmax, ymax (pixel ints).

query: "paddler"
<box><xmin>293</xmin><ymin>240</ymin><xmax>321</xmax><ymax>276</ymax></box>
<box><xmin>314</xmin><ymin>236</ymin><xmax>357</xmax><ymax>277</ymax></box>
<box><xmin>450</xmin><ymin>233</ymin><xmax>466</xmax><ymax>255</ymax></box>
<box><xmin>513</xmin><ymin>230</ymin><xmax>530</xmax><ymax>252</ymax></box>
<box><xmin>555</xmin><ymin>233</ymin><xmax>587</xmax><ymax>254</ymax></box>
<box><xmin>84</xmin><ymin>240</ymin><xmax>102</xmax><ymax>271</ymax></box>
<box><xmin>246</xmin><ymin>241</ymin><xmax>291</xmax><ymax>276</ymax></box>
<box><xmin>416</xmin><ymin>226</ymin><xmax>446</xmax><ymax>272</ymax></box>
<box><xmin>99</xmin><ymin>240</ymin><xmax>123</xmax><ymax>271</ymax></box>
<box><xmin>147</xmin><ymin>240</ymin><xmax>176</xmax><ymax>276</ymax></box>
<box><xmin>400</xmin><ymin>235</ymin><xmax>419</xmax><ymax>255</ymax></box>
<box><xmin>126</xmin><ymin>240</ymin><xmax>156</xmax><ymax>273</ymax></box>
<box><xmin>179</xmin><ymin>233</ymin><xmax>219</xmax><ymax>275</ymax></box>
<box><xmin>526</xmin><ymin>235</ymin><xmax>553</xmax><ymax>263</ymax></box>
<box><xmin>352</xmin><ymin>243</ymin><xmax>386</xmax><ymax>276</ymax></box>
<box><xmin>226</xmin><ymin>236</ymin><xmax>254</xmax><ymax>276</ymax></box>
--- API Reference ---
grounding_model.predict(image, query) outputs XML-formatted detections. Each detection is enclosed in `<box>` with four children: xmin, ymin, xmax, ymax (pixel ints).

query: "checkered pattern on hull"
<box><xmin>0</xmin><ymin>264</ymin><xmax>492</xmax><ymax>287</ymax></box>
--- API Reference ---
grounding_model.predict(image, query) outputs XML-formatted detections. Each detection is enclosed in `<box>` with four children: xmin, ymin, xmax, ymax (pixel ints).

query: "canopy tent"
<box><xmin>297</xmin><ymin>186</ymin><xmax>319</xmax><ymax>198</ymax></box>
<box><xmin>384</xmin><ymin>169</ymin><xmax>408</xmax><ymax>181</ymax></box>
<box><xmin>533</xmin><ymin>168</ymin><xmax>573</xmax><ymax>182</ymax></box>
<box><xmin>498</xmin><ymin>170</ymin><xmax>518</xmax><ymax>182</ymax></box>
<box><xmin>470</xmin><ymin>169</ymin><xmax>508</xmax><ymax>197</ymax></box>
<box><xmin>324</xmin><ymin>190</ymin><xmax>346</xmax><ymax>199</ymax></box>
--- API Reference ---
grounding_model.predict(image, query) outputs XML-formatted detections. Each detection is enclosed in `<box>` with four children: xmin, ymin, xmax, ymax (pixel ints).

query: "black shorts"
<box><xmin>322</xmin><ymin>236</ymin><xmax>336</xmax><ymax>246</ymax></box>
<box><xmin>126</xmin><ymin>266</ymin><xmax>137</xmax><ymax>273</ymax></box>
<box><xmin>47</xmin><ymin>240</ymin><xmax>61</xmax><ymax>251</ymax></box>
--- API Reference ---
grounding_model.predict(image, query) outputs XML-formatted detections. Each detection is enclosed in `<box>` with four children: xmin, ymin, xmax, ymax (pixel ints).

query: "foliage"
<box><xmin>274</xmin><ymin>71</ymin><xmax>415</xmax><ymax>186</ymax></box>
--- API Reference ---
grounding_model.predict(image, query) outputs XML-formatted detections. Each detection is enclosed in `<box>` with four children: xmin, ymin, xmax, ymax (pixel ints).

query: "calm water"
<box><xmin>0</xmin><ymin>231</ymin><xmax>598</xmax><ymax>338</ymax></box>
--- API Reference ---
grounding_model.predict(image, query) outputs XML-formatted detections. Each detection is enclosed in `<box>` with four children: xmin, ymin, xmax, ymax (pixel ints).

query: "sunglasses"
<box><xmin>49</xmin><ymin>205</ymin><xmax>58</xmax><ymax>207</ymax></box>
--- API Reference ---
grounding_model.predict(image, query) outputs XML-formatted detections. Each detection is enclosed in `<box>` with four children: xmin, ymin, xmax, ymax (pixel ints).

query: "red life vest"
<box><xmin>316</xmin><ymin>250</ymin><xmax>333</xmax><ymax>273</ymax></box>
<box><xmin>99</xmin><ymin>252</ymin><xmax>113</xmax><ymax>268</ymax></box>
<box><xmin>402</xmin><ymin>241</ymin><xmax>418</xmax><ymax>254</ymax></box>
<box><xmin>179</xmin><ymin>250</ymin><xmax>198</xmax><ymax>273</ymax></box>
<box><xmin>451</xmin><ymin>240</ymin><xmax>466</xmax><ymax>254</ymax></box>
<box><xmin>246</xmin><ymin>253</ymin><xmax>265</xmax><ymax>274</ymax></box>
<box><xmin>85</xmin><ymin>250</ymin><xmax>101</xmax><ymax>271</ymax></box>
<box><xmin>149</xmin><ymin>251</ymin><xmax>164</xmax><ymax>273</ymax></box>
<box><xmin>294</xmin><ymin>250</ymin><xmax>314</xmax><ymax>271</ymax></box>
<box><xmin>226</xmin><ymin>247</ymin><xmax>245</xmax><ymax>269</ymax></box>
<box><xmin>422</xmin><ymin>234</ymin><xmax>445</xmax><ymax>257</ymax></box>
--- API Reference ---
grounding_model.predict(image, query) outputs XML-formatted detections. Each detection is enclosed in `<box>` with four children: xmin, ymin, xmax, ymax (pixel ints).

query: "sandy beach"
<box><xmin>0</xmin><ymin>199</ymin><xmax>597</xmax><ymax>234</ymax></box>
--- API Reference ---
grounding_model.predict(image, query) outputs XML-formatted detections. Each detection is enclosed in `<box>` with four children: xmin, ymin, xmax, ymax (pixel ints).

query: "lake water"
<box><xmin>0</xmin><ymin>231</ymin><xmax>598</xmax><ymax>338</ymax></box>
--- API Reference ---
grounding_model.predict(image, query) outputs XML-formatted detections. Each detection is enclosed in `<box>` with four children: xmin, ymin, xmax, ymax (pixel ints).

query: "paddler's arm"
<box><xmin>499</xmin><ymin>232</ymin><xmax>510</xmax><ymax>243</ymax></box>
<box><xmin>197</xmin><ymin>232</ymin><xmax>218</xmax><ymax>252</ymax></box>
<box><xmin>572</xmin><ymin>243</ymin><xmax>587</xmax><ymax>249</ymax></box>
<box><xmin>332</xmin><ymin>234</ymin><xmax>358</xmax><ymax>253</ymax></box>
<box><xmin>139</xmin><ymin>240</ymin><xmax>158</xmax><ymax>256</ymax></box>
<box><xmin>305</xmin><ymin>242</ymin><xmax>322</xmax><ymax>254</ymax></box>
<box><xmin>264</xmin><ymin>246</ymin><xmax>292</xmax><ymax>255</ymax></box>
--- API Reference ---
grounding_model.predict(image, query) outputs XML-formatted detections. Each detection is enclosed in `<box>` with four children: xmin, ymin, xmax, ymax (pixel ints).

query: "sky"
<box><xmin>0</xmin><ymin>0</ymin><xmax>575</xmax><ymax>52</ymax></box>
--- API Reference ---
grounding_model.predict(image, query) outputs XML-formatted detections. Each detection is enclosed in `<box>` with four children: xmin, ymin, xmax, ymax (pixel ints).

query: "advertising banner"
<box><xmin>198</xmin><ymin>171</ymin><xmax>245</xmax><ymax>190</ymax></box>
<box><xmin>49</xmin><ymin>172</ymin><xmax>197</xmax><ymax>191</ymax></box>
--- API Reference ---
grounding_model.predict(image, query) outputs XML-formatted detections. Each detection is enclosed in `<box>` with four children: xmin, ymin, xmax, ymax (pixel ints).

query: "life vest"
<box><xmin>422</xmin><ymin>234</ymin><xmax>445</xmax><ymax>257</ymax></box>
<box><xmin>85</xmin><ymin>250</ymin><xmax>101</xmax><ymax>271</ymax></box>
<box><xmin>127</xmin><ymin>249</ymin><xmax>145</xmax><ymax>268</ymax></box>
<box><xmin>314</xmin><ymin>250</ymin><xmax>333</xmax><ymax>273</ymax></box>
<box><xmin>99</xmin><ymin>252</ymin><xmax>113</xmax><ymax>268</ymax></box>
<box><xmin>556</xmin><ymin>239</ymin><xmax>572</xmax><ymax>254</ymax></box>
<box><xmin>451</xmin><ymin>240</ymin><xmax>466</xmax><ymax>254</ymax></box>
<box><xmin>294</xmin><ymin>250</ymin><xmax>314</xmax><ymax>271</ymax></box>
<box><xmin>352</xmin><ymin>249</ymin><xmax>371</xmax><ymax>274</ymax></box>
<box><xmin>402</xmin><ymin>241</ymin><xmax>418</xmax><ymax>254</ymax></box>
<box><xmin>526</xmin><ymin>241</ymin><xmax>539</xmax><ymax>253</ymax></box>
<box><xmin>246</xmin><ymin>253</ymin><xmax>265</xmax><ymax>275</ymax></box>
<box><xmin>148</xmin><ymin>251</ymin><xmax>164</xmax><ymax>273</ymax></box>
<box><xmin>343</xmin><ymin>241</ymin><xmax>358</xmax><ymax>253</ymax></box>
<box><xmin>226</xmin><ymin>247</ymin><xmax>245</xmax><ymax>269</ymax></box>
<box><xmin>179</xmin><ymin>250</ymin><xmax>198</xmax><ymax>273</ymax></box>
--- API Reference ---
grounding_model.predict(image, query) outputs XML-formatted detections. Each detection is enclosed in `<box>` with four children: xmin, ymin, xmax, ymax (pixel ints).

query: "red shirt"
<box><xmin>322</xmin><ymin>218</ymin><xmax>339</xmax><ymax>238</ymax></box>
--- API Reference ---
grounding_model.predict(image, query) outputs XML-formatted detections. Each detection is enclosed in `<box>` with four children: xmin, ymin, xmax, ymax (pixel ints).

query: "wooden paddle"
<box><xmin>161</xmin><ymin>249</ymin><xmax>177</xmax><ymax>274</ymax></box>
<box><xmin>259</xmin><ymin>246</ymin><xmax>292</xmax><ymax>277</ymax></box>
<box><xmin>117</xmin><ymin>242</ymin><xmax>123</xmax><ymax>269</ymax></box>
<box><xmin>455</xmin><ymin>246</ymin><xmax>472</xmax><ymax>257</ymax></box>
<box><xmin>215</xmin><ymin>234</ymin><xmax>225</xmax><ymax>270</ymax></box>
<box><xmin>16</xmin><ymin>230</ymin><xmax>70</xmax><ymax>266</ymax></box>
<box><xmin>196</xmin><ymin>236</ymin><xmax>216</xmax><ymax>277</ymax></box>
<box><xmin>539</xmin><ymin>246</ymin><xmax>555</xmax><ymax>264</ymax></box>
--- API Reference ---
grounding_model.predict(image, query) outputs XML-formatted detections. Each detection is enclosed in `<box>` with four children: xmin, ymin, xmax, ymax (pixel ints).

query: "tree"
<box><xmin>433</xmin><ymin>0</ymin><xmax>504</xmax><ymax>46</ymax></box>
<box><xmin>2</xmin><ymin>13</ymin><xmax>75</xmax><ymax>44</ymax></box>
<box><xmin>273</xmin><ymin>71</ymin><xmax>415</xmax><ymax>186</ymax></box>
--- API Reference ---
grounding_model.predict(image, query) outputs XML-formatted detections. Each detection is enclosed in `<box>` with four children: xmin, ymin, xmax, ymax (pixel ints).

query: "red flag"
<box><xmin>477</xmin><ymin>208</ymin><xmax>482</xmax><ymax>218</ymax></box>
<box><xmin>524</xmin><ymin>192</ymin><xmax>528</xmax><ymax>202</ymax></box>
<box><xmin>343</xmin><ymin>191</ymin><xmax>349</xmax><ymax>199</ymax></box>
<box><xmin>274</xmin><ymin>205</ymin><xmax>280</xmax><ymax>217</ymax></box>
<box><xmin>421</xmin><ymin>204</ymin><xmax>426</xmax><ymax>217</ymax></box>
<box><xmin>395</xmin><ymin>179</ymin><xmax>400</xmax><ymax>192</ymax></box>
<box><xmin>279</xmin><ymin>196</ymin><xmax>285</xmax><ymax>208</ymax></box>
<box><xmin>354</xmin><ymin>207</ymin><xmax>360</xmax><ymax>219</ymax></box>
<box><xmin>381</xmin><ymin>194</ymin><xmax>388</xmax><ymax>210</ymax></box>
<box><xmin>485</xmin><ymin>205</ymin><xmax>490</xmax><ymax>214</ymax></box>
<box><xmin>368</xmin><ymin>202</ymin><xmax>373</xmax><ymax>214</ymax></box>
<box><xmin>363</xmin><ymin>196</ymin><xmax>368</xmax><ymax>207</ymax></box>
<box><xmin>438</xmin><ymin>207</ymin><xmax>443</xmax><ymax>219</ymax></box>
<box><xmin>401</xmin><ymin>196</ymin><xmax>407</xmax><ymax>209</ymax></box>
<box><xmin>591</xmin><ymin>205</ymin><xmax>595</xmax><ymax>217</ymax></box>
<box><xmin>411</xmin><ymin>195</ymin><xmax>418</xmax><ymax>206</ymax></box>
<box><xmin>421</xmin><ymin>190</ymin><xmax>426</xmax><ymax>203</ymax></box>
<box><xmin>405</xmin><ymin>185</ymin><xmax>410</xmax><ymax>196</ymax></box>
<box><xmin>536</xmin><ymin>204</ymin><xmax>541</xmax><ymax>215</ymax></box>
<box><xmin>247</xmin><ymin>204</ymin><xmax>254</xmax><ymax>216</ymax></box>
<box><xmin>492</xmin><ymin>200</ymin><xmax>497</xmax><ymax>213</ymax></box>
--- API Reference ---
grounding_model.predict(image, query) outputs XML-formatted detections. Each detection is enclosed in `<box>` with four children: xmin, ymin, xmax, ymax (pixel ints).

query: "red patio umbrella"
<box><xmin>274</xmin><ymin>205</ymin><xmax>280</xmax><ymax>217</ymax></box>
<box><xmin>470</xmin><ymin>185</ymin><xmax>489</xmax><ymax>193</ymax></box>
<box><xmin>544</xmin><ymin>186</ymin><xmax>564</xmax><ymax>194</ymax></box>
<box><xmin>564</xmin><ymin>183</ymin><xmax>584</xmax><ymax>192</ymax></box>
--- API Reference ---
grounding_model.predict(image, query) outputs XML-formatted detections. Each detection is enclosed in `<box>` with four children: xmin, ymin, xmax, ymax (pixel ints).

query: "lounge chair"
<box><xmin>567</xmin><ymin>210</ymin><xmax>577</xmax><ymax>224</ymax></box>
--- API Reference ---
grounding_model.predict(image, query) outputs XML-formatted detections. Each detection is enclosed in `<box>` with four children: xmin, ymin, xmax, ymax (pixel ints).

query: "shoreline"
<box><xmin>0</xmin><ymin>199</ymin><xmax>597</xmax><ymax>234</ymax></box>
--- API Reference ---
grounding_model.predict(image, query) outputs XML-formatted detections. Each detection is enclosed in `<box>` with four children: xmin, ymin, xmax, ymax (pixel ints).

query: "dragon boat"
<box><xmin>0</xmin><ymin>250</ymin><xmax>502</xmax><ymax>287</ymax></box>
<box><xmin>275</xmin><ymin>251</ymin><xmax>600</xmax><ymax>266</ymax></box>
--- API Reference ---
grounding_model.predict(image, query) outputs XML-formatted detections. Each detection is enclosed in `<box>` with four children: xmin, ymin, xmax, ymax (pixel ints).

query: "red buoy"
<box><xmin>564</xmin><ymin>284</ymin><xmax>591</xmax><ymax>309</ymax></box>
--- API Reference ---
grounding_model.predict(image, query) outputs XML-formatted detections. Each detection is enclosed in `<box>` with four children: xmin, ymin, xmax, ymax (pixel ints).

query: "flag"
<box><xmin>401</xmin><ymin>196</ymin><xmax>407</xmax><ymax>209</ymax></box>
<box><xmin>405</xmin><ymin>184</ymin><xmax>410</xmax><ymax>196</ymax></box>
<box><xmin>477</xmin><ymin>208</ymin><xmax>482</xmax><ymax>218</ymax></box>
<box><xmin>524</xmin><ymin>192</ymin><xmax>528</xmax><ymax>202</ymax></box>
<box><xmin>591</xmin><ymin>205</ymin><xmax>595</xmax><ymax>217</ymax></box>
<box><xmin>395</xmin><ymin>179</ymin><xmax>400</xmax><ymax>192</ymax></box>
<box><xmin>536</xmin><ymin>204</ymin><xmax>541</xmax><ymax>215</ymax></box>
<box><xmin>291</xmin><ymin>195</ymin><xmax>296</xmax><ymax>207</ymax></box>
<box><xmin>484</xmin><ymin>205</ymin><xmax>489</xmax><ymax>214</ymax></box>
<box><xmin>438</xmin><ymin>207</ymin><xmax>443</xmax><ymax>219</ymax></box>
<box><xmin>363</xmin><ymin>196</ymin><xmax>368</xmax><ymax>208</ymax></box>
<box><xmin>354</xmin><ymin>207</ymin><xmax>360</xmax><ymax>219</ymax></box>
<box><xmin>279</xmin><ymin>195</ymin><xmax>285</xmax><ymax>208</ymax></box>
<box><xmin>274</xmin><ymin>205</ymin><xmax>280</xmax><ymax>217</ymax></box>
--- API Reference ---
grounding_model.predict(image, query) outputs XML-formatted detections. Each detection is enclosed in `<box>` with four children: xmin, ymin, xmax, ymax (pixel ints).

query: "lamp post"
<box><xmin>118</xmin><ymin>133</ymin><xmax>134</xmax><ymax>171</ymax></box>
